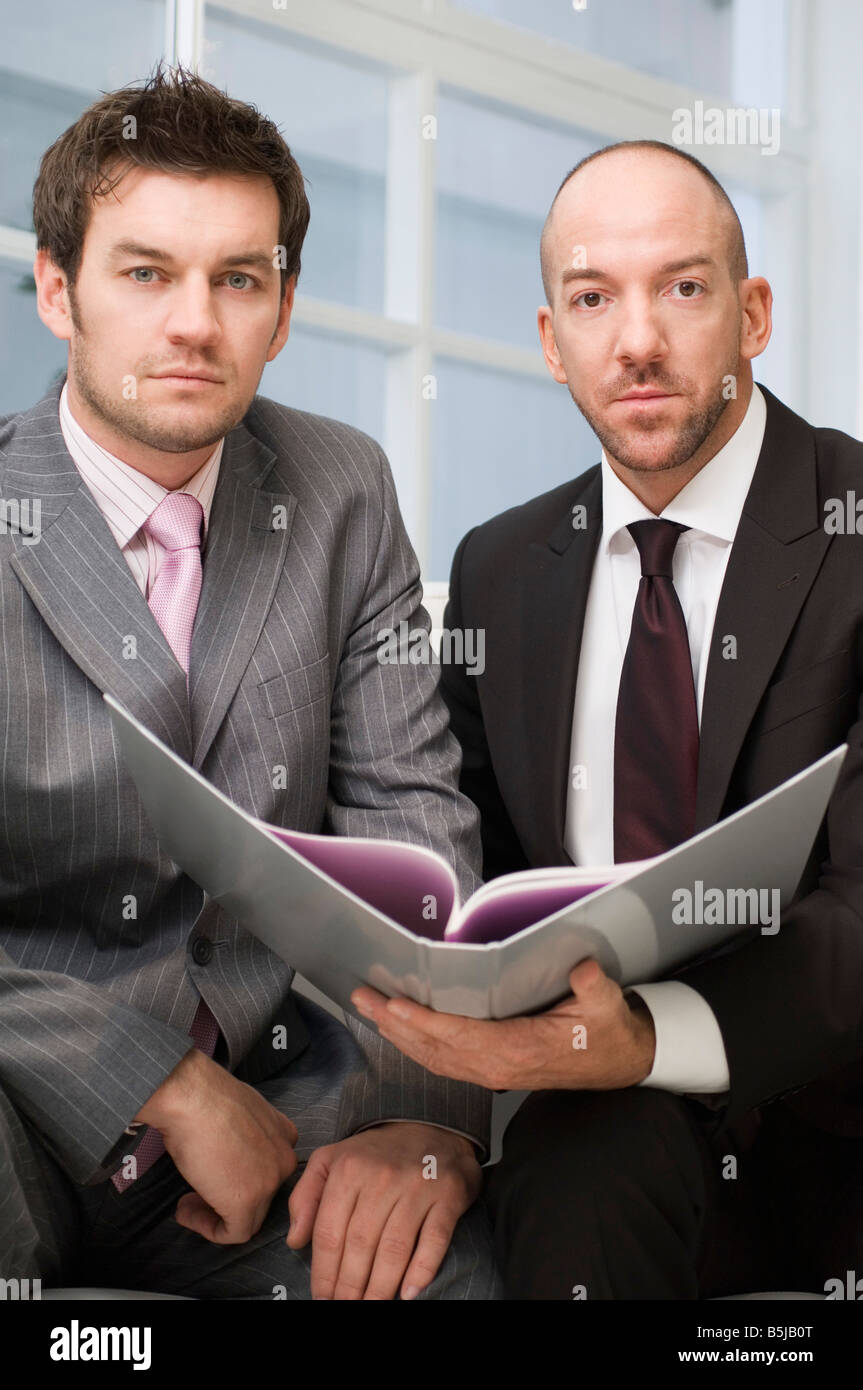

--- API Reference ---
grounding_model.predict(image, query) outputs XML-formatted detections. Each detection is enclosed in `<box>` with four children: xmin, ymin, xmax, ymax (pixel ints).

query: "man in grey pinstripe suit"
<box><xmin>0</xmin><ymin>66</ymin><xmax>500</xmax><ymax>1300</ymax></box>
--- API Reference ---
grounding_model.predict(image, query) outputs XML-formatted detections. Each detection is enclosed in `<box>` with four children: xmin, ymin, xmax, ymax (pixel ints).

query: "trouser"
<box><xmin>484</xmin><ymin>1086</ymin><xmax>863</xmax><ymax>1300</ymax></box>
<box><xmin>0</xmin><ymin>998</ymin><xmax>502</xmax><ymax>1300</ymax></box>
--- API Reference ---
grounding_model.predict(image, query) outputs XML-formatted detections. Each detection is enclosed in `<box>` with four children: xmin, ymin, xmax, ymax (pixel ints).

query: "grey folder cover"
<box><xmin>105</xmin><ymin>693</ymin><xmax>845</xmax><ymax>1020</ymax></box>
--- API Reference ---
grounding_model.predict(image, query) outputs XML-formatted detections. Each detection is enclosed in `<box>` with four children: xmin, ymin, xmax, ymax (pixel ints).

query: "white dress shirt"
<box><xmin>564</xmin><ymin>384</ymin><xmax>767</xmax><ymax>1093</ymax></box>
<box><xmin>58</xmin><ymin>381</ymin><xmax>223</xmax><ymax>596</ymax></box>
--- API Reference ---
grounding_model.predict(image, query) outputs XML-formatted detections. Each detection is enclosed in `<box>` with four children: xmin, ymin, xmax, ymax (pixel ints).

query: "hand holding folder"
<box><xmin>105</xmin><ymin>693</ymin><xmax>845</xmax><ymax>1021</ymax></box>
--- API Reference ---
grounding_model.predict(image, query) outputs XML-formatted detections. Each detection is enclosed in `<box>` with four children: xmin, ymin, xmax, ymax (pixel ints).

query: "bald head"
<box><xmin>540</xmin><ymin>141</ymin><xmax>748</xmax><ymax>307</ymax></box>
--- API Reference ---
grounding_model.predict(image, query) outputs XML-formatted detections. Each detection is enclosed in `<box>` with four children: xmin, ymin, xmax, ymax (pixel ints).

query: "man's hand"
<box><xmin>286</xmin><ymin>1123</ymin><xmax>481</xmax><ymax>1300</ymax></box>
<box><xmin>352</xmin><ymin>958</ymin><xmax>656</xmax><ymax>1092</ymax></box>
<box><xmin>134</xmin><ymin>1047</ymin><xmax>299</xmax><ymax>1244</ymax></box>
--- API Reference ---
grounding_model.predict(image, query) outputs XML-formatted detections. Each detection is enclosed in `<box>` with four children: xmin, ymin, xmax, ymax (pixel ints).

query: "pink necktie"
<box><xmin>142</xmin><ymin>492</ymin><xmax>205</xmax><ymax>675</ymax></box>
<box><xmin>112</xmin><ymin>492</ymin><xmax>220</xmax><ymax>1192</ymax></box>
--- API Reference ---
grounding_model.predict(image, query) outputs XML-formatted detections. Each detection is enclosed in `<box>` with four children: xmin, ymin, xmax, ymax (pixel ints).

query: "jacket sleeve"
<box><xmin>679</xmin><ymin>719</ymin><xmax>863</xmax><ymax>1124</ymax></box>
<box><xmin>0</xmin><ymin>945</ymin><xmax>195</xmax><ymax>1185</ymax></box>
<box><xmin>326</xmin><ymin>447</ymin><xmax>492</xmax><ymax>1157</ymax></box>
<box><xmin>438</xmin><ymin>528</ymin><xmax>530</xmax><ymax>882</ymax></box>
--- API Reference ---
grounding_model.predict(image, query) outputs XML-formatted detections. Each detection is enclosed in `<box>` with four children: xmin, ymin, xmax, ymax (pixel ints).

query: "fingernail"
<box><xmin>402</xmin><ymin>1284</ymin><xmax>420</xmax><ymax>1301</ymax></box>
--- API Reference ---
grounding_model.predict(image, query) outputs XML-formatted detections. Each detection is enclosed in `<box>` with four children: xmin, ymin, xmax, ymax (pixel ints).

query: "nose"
<box><xmin>613</xmin><ymin>292</ymin><xmax>668</xmax><ymax>372</ymax></box>
<box><xmin>161</xmin><ymin>272</ymin><xmax>222</xmax><ymax>349</ymax></box>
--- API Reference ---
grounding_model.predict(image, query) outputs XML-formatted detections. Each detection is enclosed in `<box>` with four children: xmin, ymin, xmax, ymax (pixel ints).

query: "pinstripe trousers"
<box><xmin>0</xmin><ymin>997</ymin><xmax>502</xmax><ymax>1300</ymax></box>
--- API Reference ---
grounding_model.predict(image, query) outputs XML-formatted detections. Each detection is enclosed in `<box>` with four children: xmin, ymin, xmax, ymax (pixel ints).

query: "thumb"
<box><xmin>286</xmin><ymin>1148</ymin><xmax>329</xmax><ymax>1249</ymax></box>
<box><xmin>568</xmin><ymin>957</ymin><xmax>604</xmax><ymax>996</ymax></box>
<box><xmin>175</xmin><ymin>1190</ymin><xmax>223</xmax><ymax>1242</ymax></box>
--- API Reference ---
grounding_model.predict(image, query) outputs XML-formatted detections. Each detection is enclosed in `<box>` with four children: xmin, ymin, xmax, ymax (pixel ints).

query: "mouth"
<box><xmin>150</xmin><ymin>373</ymin><xmax>222</xmax><ymax>387</ymax></box>
<box><xmin>615</xmin><ymin>390</ymin><xmax>677</xmax><ymax>403</ymax></box>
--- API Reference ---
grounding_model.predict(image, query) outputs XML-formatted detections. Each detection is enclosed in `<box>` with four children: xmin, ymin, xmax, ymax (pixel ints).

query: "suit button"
<box><xmin>192</xmin><ymin>937</ymin><xmax>213</xmax><ymax>965</ymax></box>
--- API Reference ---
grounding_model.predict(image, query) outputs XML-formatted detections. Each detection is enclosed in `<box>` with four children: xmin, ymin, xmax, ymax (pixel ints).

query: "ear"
<box><xmin>738</xmin><ymin>276</ymin><xmax>772</xmax><ymax>362</ymax></box>
<box><xmin>33</xmin><ymin>249</ymin><xmax>74</xmax><ymax>343</ymax></box>
<box><xmin>266</xmin><ymin>275</ymin><xmax>296</xmax><ymax>361</ymax></box>
<box><xmin>538</xmin><ymin>303</ymin><xmax>568</xmax><ymax>384</ymax></box>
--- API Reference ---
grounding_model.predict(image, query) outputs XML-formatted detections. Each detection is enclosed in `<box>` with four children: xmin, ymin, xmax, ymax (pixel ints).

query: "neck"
<box><xmin>65</xmin><ymin>378</ymin><xmax>215</xmax><ymax>490</ymax></box>
<box><xmin>606</xmin><ymin>380</ymin><xmax>753</xmax><ymax>514</ymax></box>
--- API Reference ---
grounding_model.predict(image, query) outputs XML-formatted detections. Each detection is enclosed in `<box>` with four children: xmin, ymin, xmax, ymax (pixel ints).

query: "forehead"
<box><xmin>548</xmin><ymin>152</ymin><xmax>726</xmax><ymax>273</ymax></box>
<box><xmin>85</xmin><ymin>166</ymin><xmax>280</xmax><ymax>239</ymax></box>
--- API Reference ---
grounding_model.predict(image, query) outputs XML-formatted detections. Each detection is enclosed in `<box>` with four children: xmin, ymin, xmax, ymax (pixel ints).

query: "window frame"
<box><xmin>0</xmin><ymin>0</ymin><xmax>831</xmax><ymax>574</ymax></box>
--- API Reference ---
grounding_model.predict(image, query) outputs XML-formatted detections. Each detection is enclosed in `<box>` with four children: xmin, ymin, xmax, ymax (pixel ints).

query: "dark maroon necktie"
<box><xmin>613</xmin><ymin>519</ymin><xmax>699</xmax><ymax>862</ymax></box>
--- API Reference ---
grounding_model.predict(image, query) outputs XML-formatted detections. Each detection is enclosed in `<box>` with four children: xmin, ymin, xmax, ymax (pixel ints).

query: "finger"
<box><xmin>399</xmin><ymin>1204</ymin><xmax>461</xmax><ymax>1301</ymax></box>
<box><xmin>372</xmin><ymin>1016</ymin><xmax>479</xmax><ymax>1084</ymax></box>
<box><xmin>175</xmin><ymin>1192</ymin><xmax>214</xmax><ymax>1237</ymax></box>
<box><xmin>350</xmin><ymin>986</ymin><xmax>390</xmax><ymax>1015</ymax></box>
<box><xmin>286</xmin><ymin>1150</ymin><xmax>329</xmax><ymax>1249</ymax></box>
<box><xmin>379</xmin><ymin>997</ymin><xmax>482</xmax><ymax>1046</ymax></box>
<box><xmin>175</xmin><ymin>1185</ymin><xmax>272</xmax><ymax>1247</ymax></box>
<box><xmin>362</xmin><ymin>1197</ymin><xmax>429</xmax><ymax>1301</ymax></box>
<box><xmin>353</xmin><ymin>988</ymin><xmax>466</xmax><ymax>1043</ymax></box>
<box><xmin>375</xmin><ymin>1025</ymin><xmax>479</xmax><ymax>1085</ymax></box>
<box><xmin>308</xmin><ymin>1177</ymin><xmax>360</xmax><ymax>1299</ymax></box>
<box><xmin>330</xmin><ymin>1188</ymin><xmax>401</xmax><ymax>1302</ymax></box>
<box><xmin>568</xmin><ymin>957</ymin><xmax>603</xmax><ymax>995</ymax></box>
<box><xmin>278</xmin><ymin>1112</ymin><xmax>299</xmax><ymax>1149</ymax></box>
<box><xmin>174</xmin><ymin>1192</ymin><xmax>231</xmax><ymax>1244</ymax></box>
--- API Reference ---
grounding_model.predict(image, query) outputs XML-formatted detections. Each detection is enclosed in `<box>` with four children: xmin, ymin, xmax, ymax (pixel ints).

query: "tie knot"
<box><xmin>627</xmin><ymin>519</ymin><xmax>688</xmax><ymax>578</ymax></box>
<box><xmin>143</xmin><ymin>492</ymin><xmax>204</xmax><ymax>552</ymax></box>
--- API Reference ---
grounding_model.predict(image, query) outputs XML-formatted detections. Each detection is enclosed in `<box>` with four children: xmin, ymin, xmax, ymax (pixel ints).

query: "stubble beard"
<box><xmin>67</xmin><ymin>287</ymin><xmax>252</xmax><ymax>455</ymax></box>
<box><xmin>568</xmin><ymin>351</ymin><xmax>740</xmax><ymax>476</ymax></box>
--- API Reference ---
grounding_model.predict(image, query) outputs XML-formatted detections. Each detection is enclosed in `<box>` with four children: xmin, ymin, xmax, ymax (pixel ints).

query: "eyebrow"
<box><xmin>105</xmin><ymin>240</ymin><xmax>277</xmax><ymax>272</ymax></box>
<box><xmin>560</xmin><ymin>255</ymin><xmax>717</xmax><ymax>288</ymax></box>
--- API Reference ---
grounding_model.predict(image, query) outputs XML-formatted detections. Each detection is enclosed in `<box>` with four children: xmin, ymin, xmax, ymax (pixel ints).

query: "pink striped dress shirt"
<box><xmin>58</xmin><ymin>381</ymin><xmax>223</xmax><ymax>595</ymax></box>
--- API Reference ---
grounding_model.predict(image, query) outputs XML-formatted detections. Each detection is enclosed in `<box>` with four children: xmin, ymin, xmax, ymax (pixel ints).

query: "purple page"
<box><xmin>266</xmin><ymin>827</ymin><xmax>456</xmax><ymax>941</ymax></box>
<box><xmin>449</xmin><ymin>880</ymin><xmax>611</xmax><ymax>945</ymax></box>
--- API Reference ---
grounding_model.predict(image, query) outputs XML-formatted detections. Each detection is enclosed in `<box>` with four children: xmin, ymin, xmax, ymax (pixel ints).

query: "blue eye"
<box><xmin>129</xmin><ymin>267</ymin><xmax>159</xmax><ymax>283</ymax></box>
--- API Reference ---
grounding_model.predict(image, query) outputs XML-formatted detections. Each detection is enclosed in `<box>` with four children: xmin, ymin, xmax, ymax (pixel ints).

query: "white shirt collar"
<box><xmin>58</xmin><ymin>380</ymin><xmax>223</xmax><ymax>552</ymax></box>
<box><xmin>600</xmin><ymin>383</ymin><xmax>767</xmax><ymax>553</ymax></box>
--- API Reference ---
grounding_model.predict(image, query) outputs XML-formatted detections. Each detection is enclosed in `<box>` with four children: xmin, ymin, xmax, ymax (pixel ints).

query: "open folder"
<box><xmin>104</xmin><ymin>694</ymin><xmax>845</xmax><ymax>1020</ymax></box>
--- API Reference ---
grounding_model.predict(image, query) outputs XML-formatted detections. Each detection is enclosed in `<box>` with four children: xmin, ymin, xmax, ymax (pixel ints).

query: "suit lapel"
<box><xmin>6</xmin><ymin>381</ymin><xmax>192</xmax><ymax>757</ymax></box>
<box><xmin>6</xmin><ymin>380</ymin><xmax>299</xmax><ymax>768</ymax></box>
<box><xmin>695</xmin><ymin>387</ymin><xmax>832</xmax><ymax>828</ymax></box>
<box><xmin>189</xmin><ymin>423</ymin><xmax>297</xmax><ymax>769</ymax></box>
<box><xmin>518</xmin><ymin>470</ymin><xmax>602</xmax><ymax>864</ymax></box>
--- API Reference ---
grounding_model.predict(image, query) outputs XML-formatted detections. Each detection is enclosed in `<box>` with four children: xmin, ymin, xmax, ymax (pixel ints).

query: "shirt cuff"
<box><xmin>627</xmin><ymin>981</ymin><xmax>731</xmax><ymax>1094</ymax></box>
<box><xmin>351</xmin><ymin>1118</ymin><xmax>485</xmax><ymax>1162</ymax></box>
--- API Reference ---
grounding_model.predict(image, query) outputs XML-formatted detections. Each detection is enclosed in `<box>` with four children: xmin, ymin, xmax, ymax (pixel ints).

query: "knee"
<box><xmin>489</xmin><ymin>1087</ymin><xmax>703</xmax><ymax>1211</ymax></box>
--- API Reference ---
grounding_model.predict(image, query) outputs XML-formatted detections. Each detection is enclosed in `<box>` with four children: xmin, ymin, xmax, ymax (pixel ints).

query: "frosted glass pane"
<box><xmin>0</xmin><ymin>0</ymin><xmax>166</xmax><ymax>230</ymax></box>
<box><xmin>428</xmin><ymin>358</ymin><xmax>597</xmax><ymax>580</ymax></box>
<box><xmin>261</xmin><ymin>326</ymin><xmax>386</xmax><ymax>445</ymax></box>
<box><xmin>204</xmin><ymin>7</ymin><xmax>387</xmax><ymax>312</ymax></box>
<box><xmin>435</xmin><ymin>92</ymin><xmax>597</xmax><ymax>347</ymax></box>
<box><xmin>451</xmin><ymin>0</ymin><xmax>787</xmax><ymax>108</ymax></box>
<box><xmin>0</xmin><ymin>262</ymin><xmax>68</xmax><ymax>415</ymax></box>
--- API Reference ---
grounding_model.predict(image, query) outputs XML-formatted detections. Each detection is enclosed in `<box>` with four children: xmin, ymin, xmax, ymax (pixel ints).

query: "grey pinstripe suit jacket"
<box><xmin>0</xmin><ymin>373</ymin><xmax>491</xmax><ymax>1187</ymax></box>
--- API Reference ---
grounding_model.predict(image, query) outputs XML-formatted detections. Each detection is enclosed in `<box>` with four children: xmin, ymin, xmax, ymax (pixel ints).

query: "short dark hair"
<box><xmin>540</xmin><ymin>139</ymin><xmax>748</xmax><ymax>304</ymax></box>
<box><xmin>32</xmin><ymin>61</ymin><xmax>310</xmax><ymax>300</ymax></box>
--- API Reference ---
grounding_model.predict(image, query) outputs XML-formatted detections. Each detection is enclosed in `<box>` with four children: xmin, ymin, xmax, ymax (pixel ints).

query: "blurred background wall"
<box><xmin>2</xmin><ymin>0</ymin><xmax>861</xmax><ymax>580</ymax></box>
